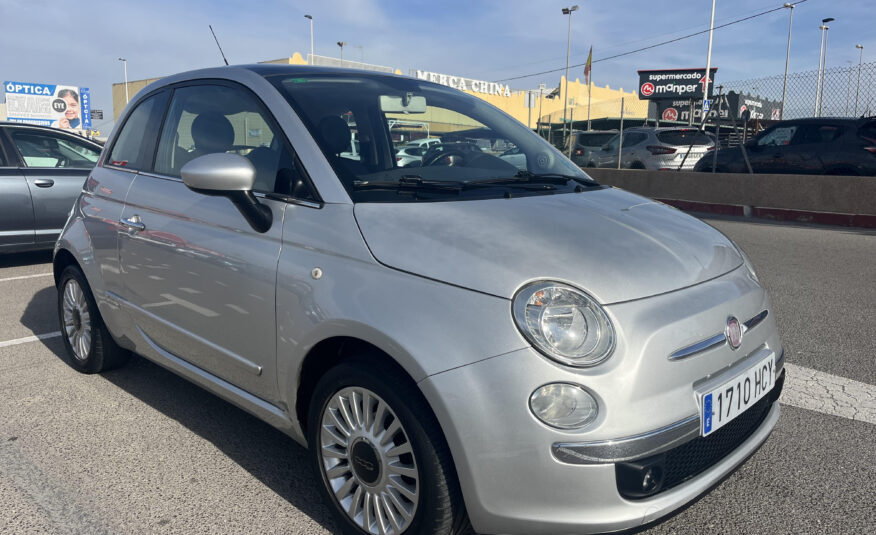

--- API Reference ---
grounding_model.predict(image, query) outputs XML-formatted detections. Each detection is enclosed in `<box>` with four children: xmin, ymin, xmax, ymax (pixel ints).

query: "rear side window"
<box><xmin>578</xmin><ymin>133</ymin><xmax>615</xmax><ymax>147</ymax></box>
<box><xmin>657</xmin><ymin>130</ymin><xmax>712</xmax><ymax>146</ymax></box>
<box><xmin>108</xmin><ymin>91</ymin><xmax>169</xmax><ymax>170</ymax></box>
<box><xmin>11</xmin><ymin>131</ymin><xmax>100</xmax><ymax>168</ymax></box>
<box><xmin>622</xmin><ymin>132</ymin><xmax>648</xmax><ymax>146</ymax></box>
<box><xmin>793</xmin><ymin>124</ymin><xmax>845</xmax><ymax>145</ymax></box>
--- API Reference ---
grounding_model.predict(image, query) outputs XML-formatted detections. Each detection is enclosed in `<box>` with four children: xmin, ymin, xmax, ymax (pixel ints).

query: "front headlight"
<box><xmin>512</xmin><ymin>281</ymin><xmax>615</xmax><ymax>367</ymax></box>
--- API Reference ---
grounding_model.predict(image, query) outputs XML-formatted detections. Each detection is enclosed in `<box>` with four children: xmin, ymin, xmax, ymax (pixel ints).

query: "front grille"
<box><xmin>617</xmin><ymin>369</ymin><xmax>784</xmax><ymax>499</ymax></box>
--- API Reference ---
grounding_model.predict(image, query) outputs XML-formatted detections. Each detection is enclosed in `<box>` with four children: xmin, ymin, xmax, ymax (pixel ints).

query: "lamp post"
<box><xmin>815</xmin><ymin>18</ymin><xmax>834</xmax><ymax>117</ymax></box>
<box><xmin>780</xmin><ymin>3</ymin><xmax>794</xmax><ymax>119</ymax></box>
<box><xmin>855</xmin><ymin>44</ymin><xmax>864</xmax><ymax>115</ymax></box>
<box><xmin>118</xmin><ymin>57</ymin><xmax>129</xmax><ymax>104</ymax></box>
<box><xmin>304</xmin><ymin>15</ymin><xmax>313</xmax><ymax>63</ymax></box>
<box><xmin>337</xmin><ymin>41</ymin><xmax>347</xmax><ymax>65</ymax></box>
<box><xmin>561</xmin><ymin>5</ymin><xmax>578</xmax><ymax>148</ymax></box>
<box><xmin>702</xmin><ymin>0</ymin><xmax>716</xmax><ymax>125</ymax></box>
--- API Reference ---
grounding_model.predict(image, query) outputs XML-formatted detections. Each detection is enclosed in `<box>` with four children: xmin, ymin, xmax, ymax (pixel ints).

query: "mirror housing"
<box><xmin>181</xmin><ymin>153</ymin><xmax>272</xmax><ymax>233</ymax></box>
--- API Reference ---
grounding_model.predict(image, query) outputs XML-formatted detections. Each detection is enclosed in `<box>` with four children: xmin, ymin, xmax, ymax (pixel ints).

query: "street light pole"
<box><xmin>337</xmin><ymin>41</ymin><xmax>347</xmax><ymax>65</ymax></box>
<box><xmin>118</xmin><ymin>57</ymin><xmax>129</xmax><ymax>104</ymax></box>
<box><xmin>702</xmin><ymin>0</ymin><xmax>716</xmax><ymax>124</ymax></box>
<box><xmin>561</xmin><ymin>5</ymin><xmax>578</xmax><ymax>149</ymax></box>
<box><xmin>780</xmin><ymin>3</ymin><xmax>794</xmax><ymax>119</ymax></box>
<box><xmin>855</xmin><ymin>44</ymin><xmax>864</xmax><ymax>115</ymax></box>
<box><xmin>304</xmin><ymin>15</ymin><xmax>313</xmax><ymax>63</ymax></box>
<box><xmin>815</xmin><ymin>18</ymin><xmax>834</xmax><ymax>117</ymax></box>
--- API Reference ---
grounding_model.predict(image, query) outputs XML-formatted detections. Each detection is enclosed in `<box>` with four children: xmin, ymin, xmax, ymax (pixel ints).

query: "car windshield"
<box><xmin>267</xmin><ymin>73</ymin><xmax>595</xmax><ymax>202</ymax></box>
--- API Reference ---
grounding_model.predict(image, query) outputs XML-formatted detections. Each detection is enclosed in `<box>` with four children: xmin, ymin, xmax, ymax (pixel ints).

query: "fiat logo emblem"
<box><xmin>725</xmin><ymin>317</ymin><xmax>743</xmax><ymax>350</ymax></box>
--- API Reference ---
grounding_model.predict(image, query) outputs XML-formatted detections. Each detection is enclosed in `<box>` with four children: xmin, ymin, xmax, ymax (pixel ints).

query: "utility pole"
<box><xmin>118</xmin><ymin>57</ymin><xmax>129</xmax><ymax>104</ymax></box>
<box><xmin>780</xmin><ymin>3</ymin><xmax>794</xmax><ymax>119</ymax></box>
<box><xmin>304</xmin><ymin>15</ymin><xmax>313</xmax><ymax>63</ymax></box>
<box><xmin>815</xmin><ymin>18</ymin><xmax>834</xmax><ymax>117</ymax></box>
<box><xmin>561</xmin><ymin>5</ymin><xmax>578</xmax><ymax>149</ymax></box>
<box><xmin>855</xmin><ymin>44</ymin><xmax>864</xmax><ymax>115</ymax></box>
<box><xmin>702</xmin><ymin>0</ymin><xmax>716</xmax><ymax>127</ymax></box>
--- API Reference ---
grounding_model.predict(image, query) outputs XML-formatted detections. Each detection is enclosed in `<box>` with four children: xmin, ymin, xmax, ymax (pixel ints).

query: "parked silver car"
<box><xmin>594</xmin><ymin>127</ymin><xmax>715</xmax><ymax>170</ymax></box>
<box><xmin>54</xmin><ymin>65</ymin><xmax>783</xmax><ymax>535</ymax></box>
<box><xmin>0</xmin><ymin>122</ymin><xmax>101</xmax><ymax>252</ymax></box>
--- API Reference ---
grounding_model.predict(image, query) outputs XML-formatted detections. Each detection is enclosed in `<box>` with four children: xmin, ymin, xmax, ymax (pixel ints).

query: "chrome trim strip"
<box><xmin>743</xmin><ymin>310</ymin><xmax>769</xmax><ymax>332</ymax></box>
<box><xmin>669</xmin><ymin>309</ymin><xmax>769</xmax><ymax>361</ymax></box>
<box><xmin>669</xmin><ymin>333</ymin><xmax>727</xmax><ymax>360</ymax></box>
<box><xmin>551</xmin><ymin>414</ymin><xmax>700</xmax><ymax>465</ymax></box>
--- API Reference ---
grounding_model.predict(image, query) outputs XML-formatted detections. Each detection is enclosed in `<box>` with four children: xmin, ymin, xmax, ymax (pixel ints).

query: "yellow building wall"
<box><xmin>111</xmin><ymin>55</ymin><xmax>647</xmax><ymax>128</ymax></box>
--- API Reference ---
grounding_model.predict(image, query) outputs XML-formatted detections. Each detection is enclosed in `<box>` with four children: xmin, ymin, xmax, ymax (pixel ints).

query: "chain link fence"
<box><xmin>536</xmin><ymin>97</ymin><xmax>650</xmax><ymax>147</ymax></box>
<box><xmin>723</xmin><ymin>61</ymin><xmax>876</xmax><ymax>120</ymax></box>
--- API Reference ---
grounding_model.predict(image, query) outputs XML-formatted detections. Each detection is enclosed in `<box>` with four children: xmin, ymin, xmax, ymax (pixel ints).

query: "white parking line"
<box><xmin>0</xmin><ymin>272</ymin><xmax>53</xmax><ymax>283</ymax></box>
<box><xmin>0</xmin><ymin>331</ymin><xmax>873</xmax><ymax>426</ymax></box>
<box><xmin>0</xmin><ymin>331</ymin><xmax>62</xmax><ymax>348</ymax></box>
<box><xmin>782</xmin><ymin>363</ymin><xmax>876</xmax><ymax>425</ymax></box>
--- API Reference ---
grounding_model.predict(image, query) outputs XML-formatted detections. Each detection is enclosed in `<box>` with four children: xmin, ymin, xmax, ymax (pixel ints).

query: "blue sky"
<box><xmin>1</xmin><ymin>0</ymin><xmax>874</xmax><ymax>131</ymax></box>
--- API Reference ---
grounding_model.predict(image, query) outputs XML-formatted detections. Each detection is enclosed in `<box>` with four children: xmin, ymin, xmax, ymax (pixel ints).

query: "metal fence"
<box><xmin>723</xmin><ymin>61</ymin><xmax>876</xmax><ymax>120</ymax></box>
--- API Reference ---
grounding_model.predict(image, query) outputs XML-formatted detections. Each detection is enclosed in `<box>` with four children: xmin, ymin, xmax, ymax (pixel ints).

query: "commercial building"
<box><xmin>111</xmin><ymin>52</ymin><xmax>646</xmax><ymax>135</ymax></box>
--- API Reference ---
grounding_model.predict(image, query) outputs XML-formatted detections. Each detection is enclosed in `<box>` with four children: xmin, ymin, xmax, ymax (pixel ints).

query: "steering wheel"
<box><xmin>423</xmin><ymin>149</ymin><xmax>469</xmax><ymax>167</ymax></box>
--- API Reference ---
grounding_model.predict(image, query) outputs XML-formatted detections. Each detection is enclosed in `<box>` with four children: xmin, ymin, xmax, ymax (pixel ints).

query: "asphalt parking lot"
<box><xmin>1</xmin><ymin>217</ymin><xmax>874</xmax><ymax>535</ymax></box>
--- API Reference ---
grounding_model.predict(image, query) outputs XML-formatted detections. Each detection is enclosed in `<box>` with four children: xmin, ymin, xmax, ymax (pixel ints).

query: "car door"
<box><xmin>0</xmin><ymin>128</ymin><xmax>35</xmax><ymax>249</ymax></box>
<box><xmin>117</xmin><ymin>81</ymin><xmax>300</xmax><ymax>403</ymax></box>
<box><xmin>5</xmin><ymin>127</ymin><xmax>101</xmax><ymax>246</ymax></box>
<box><xmin>747</xmin><ymin>124</ymin><xmax>799</xmax><ymax>173</ymax></box>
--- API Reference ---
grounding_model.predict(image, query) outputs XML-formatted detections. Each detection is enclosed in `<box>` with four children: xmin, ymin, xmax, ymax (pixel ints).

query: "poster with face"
<box><xmin>4</xmin><ymin>81</ymin><xmax>91</xmax><ymax>131</ymax></box>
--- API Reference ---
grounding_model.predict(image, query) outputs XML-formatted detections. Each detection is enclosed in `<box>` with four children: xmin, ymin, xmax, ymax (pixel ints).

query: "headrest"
<box><xmin>191</xmin><ymin>113</ymin><xmax>234</xmax><ymax>153</ymax></box>
<box><xmin>318</xmin><ymin>116</ymin><xmax>352</xmax><ymax>155</ymax></box>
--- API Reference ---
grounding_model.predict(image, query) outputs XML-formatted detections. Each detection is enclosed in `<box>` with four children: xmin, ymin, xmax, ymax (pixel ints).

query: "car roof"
<box><xmin>0</xmin><ymin>122</ymin><xmax>103</xmax><ymax>146</ymax></box>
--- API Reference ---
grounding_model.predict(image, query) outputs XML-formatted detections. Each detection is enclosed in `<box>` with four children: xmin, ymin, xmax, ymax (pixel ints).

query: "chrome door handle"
<box><xmin>120</xmin><ymin>215</ymin><xmax>145</xmax><ymax>232</ymax></box>
<box><xmin>33</xmin><ymin>178</ymin><xmax>55</xmax><ymax>188</ymax></box>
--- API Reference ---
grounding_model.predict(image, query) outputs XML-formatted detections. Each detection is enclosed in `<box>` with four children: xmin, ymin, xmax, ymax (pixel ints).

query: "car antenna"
<box><xmin>209</xmin><ymin>24</ymin><xmax>230</xmax><ymax>66</ymax></box>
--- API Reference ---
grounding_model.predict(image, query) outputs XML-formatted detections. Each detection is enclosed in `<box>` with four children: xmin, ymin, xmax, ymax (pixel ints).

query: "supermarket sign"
<box><xmin>4</xmin><ymin>81</ymin><xmax>92</xmax><ymax>130</ymax></box>
<box><xmin>637</xmin><ymin>68</ymin><xmax>718</xmax><ymax>100</ymax></box>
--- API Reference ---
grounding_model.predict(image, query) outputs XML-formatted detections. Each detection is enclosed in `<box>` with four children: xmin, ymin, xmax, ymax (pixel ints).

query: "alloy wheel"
<box><xmin>62</xmin><ymin>279</ymin><xmax>92</xmax><ymax>361</ymax></box>
<box><xmin>319</xmin><ymin>386</ymin><xmax>420</xmax><ymax>535</ymax></box>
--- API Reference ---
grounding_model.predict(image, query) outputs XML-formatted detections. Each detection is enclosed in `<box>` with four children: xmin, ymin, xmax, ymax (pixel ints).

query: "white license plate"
<box><xmin>700</xmin><ymin>354</ymin><xmax>775</xmax><ymax>436</ymax></box>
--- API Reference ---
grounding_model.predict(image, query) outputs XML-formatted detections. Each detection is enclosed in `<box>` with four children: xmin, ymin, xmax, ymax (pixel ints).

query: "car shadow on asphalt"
<box><xmin>21</xmin><ymin>292</ymin><xmax>341</xmax><ymax>534</ymax></box>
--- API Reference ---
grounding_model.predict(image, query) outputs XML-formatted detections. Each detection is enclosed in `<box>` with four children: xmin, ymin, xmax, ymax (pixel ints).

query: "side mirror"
<box><xmin>181</xmin><ymin>153</ymin><xmax>272</xmax><ymax>233</ymax></box>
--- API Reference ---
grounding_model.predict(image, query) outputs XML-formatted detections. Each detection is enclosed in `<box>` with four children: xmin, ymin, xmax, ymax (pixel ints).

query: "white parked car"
<box><xmin>594</xmin><ymin>127</ymin><xmax>715</xmax><ymax>171</ymax></box>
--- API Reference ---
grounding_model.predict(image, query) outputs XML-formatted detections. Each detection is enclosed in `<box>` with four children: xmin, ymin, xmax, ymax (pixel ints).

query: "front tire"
<box><xmin>308</xmin><ymin>359</ymin><xmax>466</xmax><ymax>535</ymax></box>
<box><xmin>57</xmin><ymin>265</ymin><xmax>129</xmax><ymax>373</ymax></box>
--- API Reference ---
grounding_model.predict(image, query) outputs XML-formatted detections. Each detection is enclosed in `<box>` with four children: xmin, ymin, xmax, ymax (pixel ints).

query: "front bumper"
<box><xmin>418</xmin><ymin>266</ymin><xmax>783</xmax><ymax>535</ymax></box>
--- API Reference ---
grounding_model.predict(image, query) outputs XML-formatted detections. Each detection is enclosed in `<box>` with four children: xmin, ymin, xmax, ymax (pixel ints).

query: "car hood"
<box><xmin>353</xmin><ymin>187</ymin><xmax>743</xmax><ymax>304</ymax></box>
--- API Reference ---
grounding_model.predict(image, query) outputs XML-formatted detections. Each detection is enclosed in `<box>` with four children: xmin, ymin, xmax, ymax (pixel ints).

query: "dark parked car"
<box><xmin>563</xmin><ymin>130</ymin><xmax>618</xmax><ymax>166</ymax></box>
<box><xmin>695</xmin><ymin>117</ymin><xmax>876</xmax><ymax>175</ymax></box>
<box><xmin>0</xmin><ymin>122</ymin><xmax>102</xmax><ymax>252</ymax></box>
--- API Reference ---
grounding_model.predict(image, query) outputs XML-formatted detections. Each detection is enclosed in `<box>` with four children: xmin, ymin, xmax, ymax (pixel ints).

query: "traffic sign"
<box><xmin>702</xmin><ymin>99</ymin><xmax>711</xmax><ymax>112</ymax></box>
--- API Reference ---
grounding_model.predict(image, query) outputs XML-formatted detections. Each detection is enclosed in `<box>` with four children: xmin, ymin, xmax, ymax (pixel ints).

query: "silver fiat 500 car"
<box><xmin>54</xmin><ymin>65</ymin><xmax>783</xmax><ymax>535</ymax></box>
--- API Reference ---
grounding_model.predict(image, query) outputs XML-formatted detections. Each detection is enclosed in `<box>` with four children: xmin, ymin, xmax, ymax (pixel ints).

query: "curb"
<box><xmin>657</xmin><ymin>199</ymin><xmax>876</xmax><ymax>229</ymax></box>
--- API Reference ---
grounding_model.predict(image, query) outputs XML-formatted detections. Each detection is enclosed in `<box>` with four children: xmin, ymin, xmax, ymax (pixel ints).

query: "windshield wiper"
<box><xmin>353</xmin><ymin>175</ymin><xmax>556</xmax><ymax>193</ymax></box>
<box><xmin>513</xmin><ymin>170</ymin><xmax>601</xmax><ymax>187</ymax></box>
<box><xmin>353</xmin><ymin>176</ymin><xmax>464</xmax><ymax>193</ymax></box>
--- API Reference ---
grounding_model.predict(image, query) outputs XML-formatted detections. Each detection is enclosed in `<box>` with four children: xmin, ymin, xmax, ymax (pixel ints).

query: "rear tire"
<box><xmin>57</xmin><ymin>265</ymin><xmax>130</xmax><ymax>374</ymax></box>
<box><xmin>307</xmin><ymin>358</ymin><xmax>467</xmax><ymax>535</ymax></box>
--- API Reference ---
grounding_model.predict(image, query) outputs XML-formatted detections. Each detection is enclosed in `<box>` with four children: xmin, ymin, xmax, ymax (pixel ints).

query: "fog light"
<box><xmin>529</xmin><ymin>383</ymin><xmax>598</xmax><ymax>429</ymax></box>
<box><xmin>642</xmin><ymin>467</ymin><xmax>659</xmax><ymax>492</ymax></box>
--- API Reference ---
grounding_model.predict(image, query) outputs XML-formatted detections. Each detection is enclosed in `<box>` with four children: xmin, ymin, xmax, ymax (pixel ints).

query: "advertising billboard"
<box><xmin>637</xmin><ymin>68</ymin><xmax>718</xmax><ymax>100</ymax></box>
<box><xmin>4</xmin><ymin>81</ymin><xmax>92</xmax><ymax>130</ymax></box>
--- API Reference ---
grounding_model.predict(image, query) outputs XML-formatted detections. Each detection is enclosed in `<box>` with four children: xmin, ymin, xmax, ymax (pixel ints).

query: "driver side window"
<box><xmin>757</xmin><ymin>126</ymin><xmax>797</xmax><ymax>147</ymax></box>
<box><xmin>11</xmin><ymin>131</ymin><xmax>100</xmax><ymax>168</ymax></box>
<box><xmin>154</xmin><ymin>84</ymin><xmax>296</xmax><ymax>194</ymax></box>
